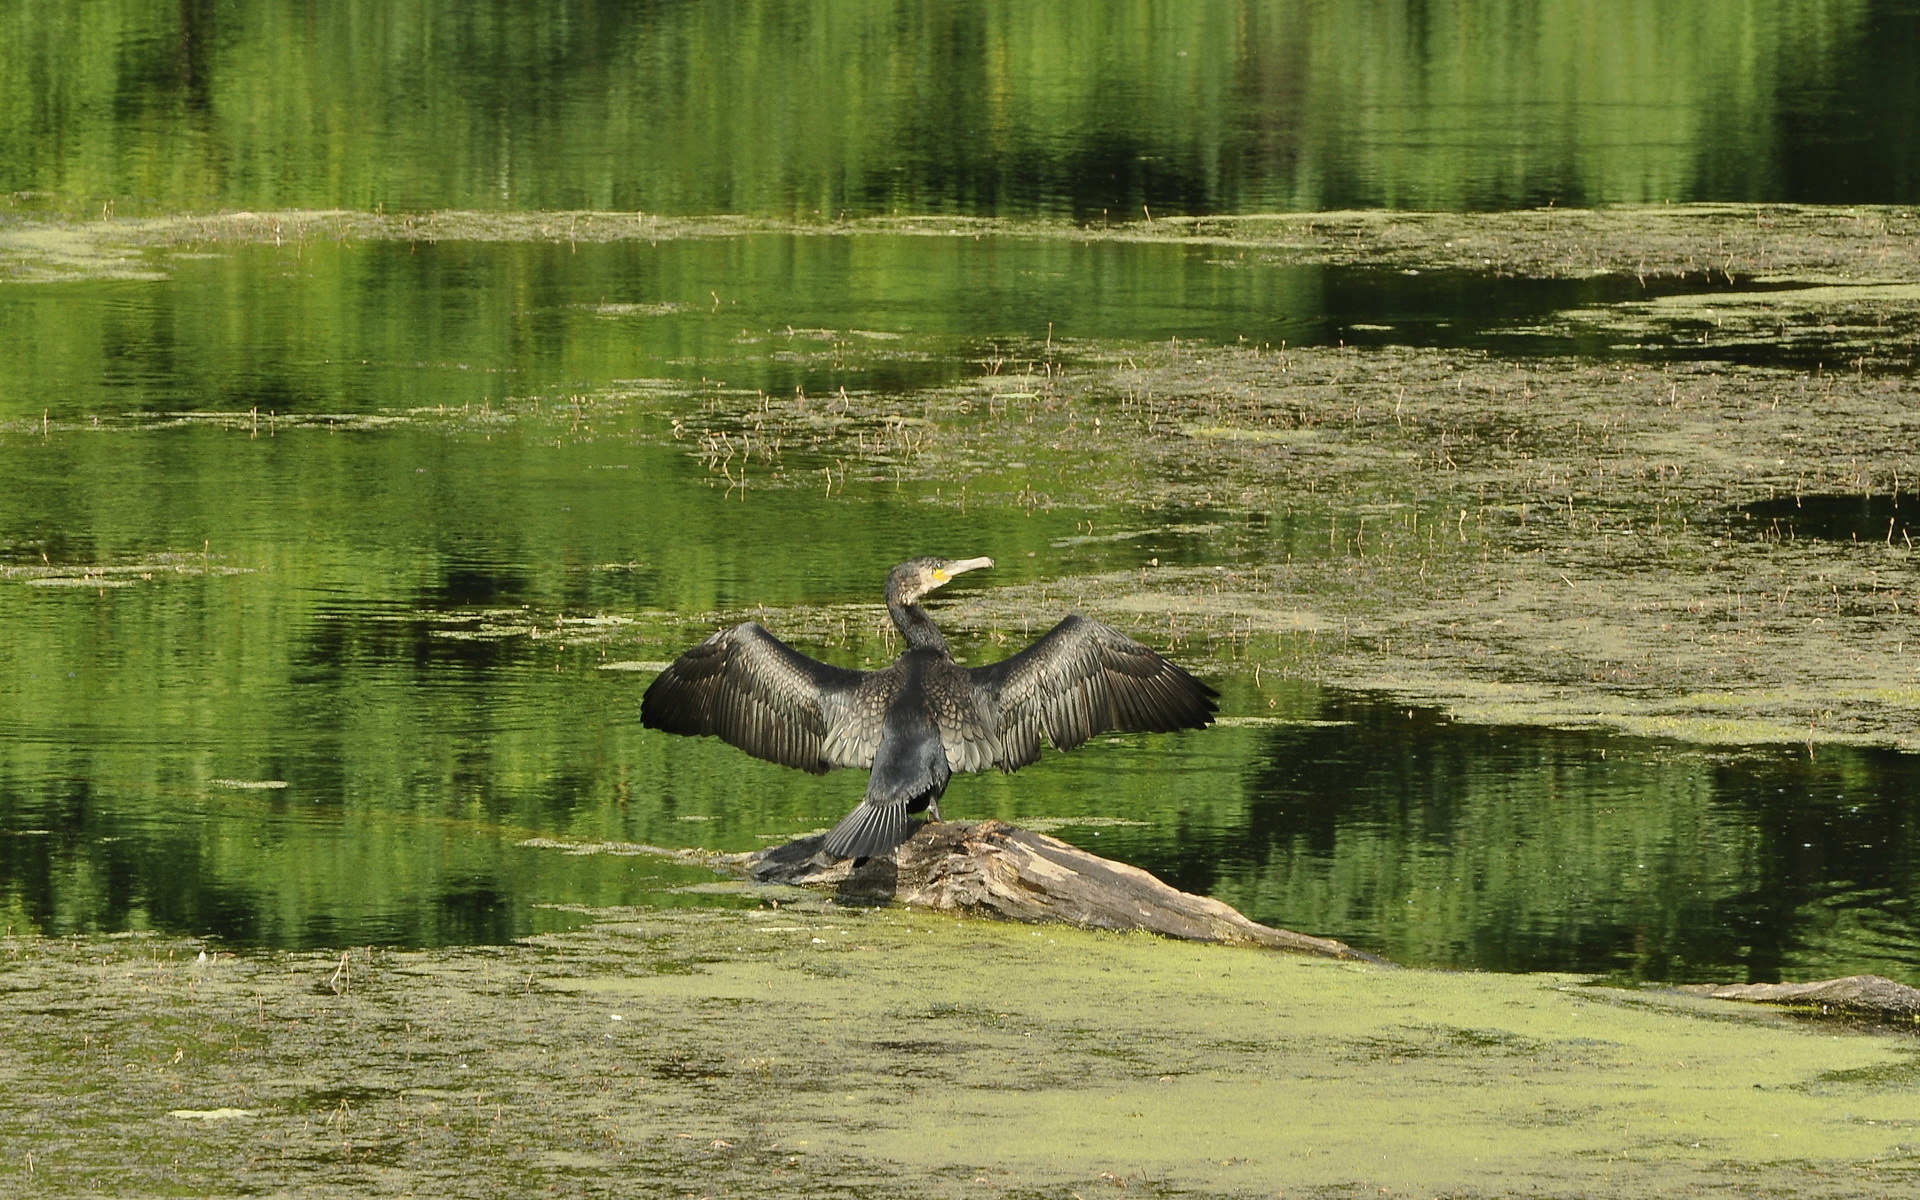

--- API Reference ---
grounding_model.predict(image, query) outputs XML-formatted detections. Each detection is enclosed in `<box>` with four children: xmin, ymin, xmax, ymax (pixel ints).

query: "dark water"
<box><xmin>2</xmin><ymin>0</ymin><xmax>1917</xmax><ymax>218</ymax></box>
<box><xmin>1129</xmin><ymin>701</ymin><xmax>1920</xmax><ymax>981</ymax></box>
<box><xmin>1734</xmin><ymin>493</ymin><xmax>1920</xmax><ymax>545</ymax></box>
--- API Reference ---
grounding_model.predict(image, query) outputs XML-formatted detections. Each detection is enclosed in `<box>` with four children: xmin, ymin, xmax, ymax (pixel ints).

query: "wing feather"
<box><xmin>641</xmin><ymin>623</ymin><xmax>882</xmax><ymax>772</ymax></box>
<box><xmin>967</xmin><ymin>614</ymin><xmax>1217</xmax><ymax>772</ymax></box>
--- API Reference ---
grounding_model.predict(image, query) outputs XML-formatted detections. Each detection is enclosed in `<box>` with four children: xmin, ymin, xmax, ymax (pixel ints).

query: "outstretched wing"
<box><xmin>967</xmin><ymin>614</ymin><xmax>1218</xmax><ymax>772</ymax></box>
<box><xmin>641</xmin><ymin>623</ymin><xmax>883</xmax><ymax>772</ymax></box>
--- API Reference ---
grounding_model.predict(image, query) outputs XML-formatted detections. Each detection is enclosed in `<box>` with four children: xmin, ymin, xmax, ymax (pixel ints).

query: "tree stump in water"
<box><xmin>750</xmin><ymin>819</ymin><xmax>1384</xmax><ymax>963</ymax></box>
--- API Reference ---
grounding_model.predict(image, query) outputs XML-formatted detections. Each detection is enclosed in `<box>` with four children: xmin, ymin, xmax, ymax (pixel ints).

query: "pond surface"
<box><xmin>3</xmin><ymin>233</ymin><xmax>1918</xmax><ymax>986</ymax></box>
<box><xmin>3</xmin><ymin>2</ymin><xmax>1918</xmax><ymax>985</ymax></box>
<box><xmin>2</xmin><ymin>0</ymin><xmax>1917</xmax><ymax>218</ymax></box>
<box><xmin>0</xmin><ymin>235</ymin><xmax>1768</xmax><ymax>422</ymax></box>
<box><xmin>1735</xmin><ymin>493</ymin><xmax>1920</xmax><ymax>545</ymax></box>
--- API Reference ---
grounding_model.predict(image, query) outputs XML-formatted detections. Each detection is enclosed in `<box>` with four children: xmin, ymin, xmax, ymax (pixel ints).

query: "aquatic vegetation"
<box><xmin>8</xmin><ymin>203</ymin><xmax>1920</xmax><ymax>286</ymax></box>
<box><xmin>4</xmin><ymin>208</ymin><xmax>1918</xmax><ymax>981</ymax></box>
<box><xmin>5</xmin><ymin>8</ymin><xmax>1920</xmax><ymax>1194</ymax></box>
<box><xmin>656</xmin><ymin>327</ymin><xmax>1920</xmax><ymax>753</ymax></box>
<box><xmin>1</xmin><ymin>916</ymin><xmax>1916</xmax><ymax>1196</ymax></box>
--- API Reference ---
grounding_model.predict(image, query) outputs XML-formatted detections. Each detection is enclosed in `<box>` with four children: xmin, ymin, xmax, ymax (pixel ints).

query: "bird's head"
<box><xmin>886</xmin><ymin>556</ymin><xmax>994</xmax><ymax>606</ymax></box>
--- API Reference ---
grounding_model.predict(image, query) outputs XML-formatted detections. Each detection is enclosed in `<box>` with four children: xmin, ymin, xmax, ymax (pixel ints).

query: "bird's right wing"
<box><xmin>967</xmin><ymin>614</ymin><xmax>1218</xmax><ymax>771</ymax></box>
<box><xmin>641</xmin><ymin>623</ymin><xmax>882</xmax><ymax>772</ymax></box>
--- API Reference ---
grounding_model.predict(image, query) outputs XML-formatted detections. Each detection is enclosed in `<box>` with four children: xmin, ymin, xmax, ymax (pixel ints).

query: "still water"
<box><xmin>2</xmin><ymin>233</ymin><xmax>1917</xmax><ymax>985</ymax></box>
<box><xmin>2</xmin><ymin>0</ymin><xmax>1917</xmax><ymax>217</ymax></box>
<box><xmin>0</xmin><ymin>236</ymin><xmax>1737</xmax><ymax>422</ymax></box>
<box><xmin>3</xmin><ymin>0</ymin><xmax>1918</xmax><ymax>982</ymax></box>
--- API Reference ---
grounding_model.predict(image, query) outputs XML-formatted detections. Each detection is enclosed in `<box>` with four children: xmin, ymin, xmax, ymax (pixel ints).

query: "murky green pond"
<box><xmin>3</xmin><ymin>230</ymin><xmax>1916</xmax><ymax>988</ymax></box>
<box><xmin>2</xmin><ymin>1</ymin><xmax>1917</xmax><ymax>990</ymax></box>
<box><xmin>3</xmin><ymin>0</ymin><xmax>1916</xmax><ymax>218</ymax></box>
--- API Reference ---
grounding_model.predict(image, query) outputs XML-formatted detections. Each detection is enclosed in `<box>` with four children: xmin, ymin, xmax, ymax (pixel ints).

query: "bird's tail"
<box><xmin>822</xmin><ymin>800</ymin><xmax>917</xmax><ymax>859</ymax></box>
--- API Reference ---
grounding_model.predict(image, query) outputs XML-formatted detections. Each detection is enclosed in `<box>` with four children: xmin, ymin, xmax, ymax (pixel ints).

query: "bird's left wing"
<box><xmin>967</xmin><ymin>614</ymin><xmax>1218</xmax><ymax>771</ymax></box>
<box><xmin>641</xmin><ymin>623</ymin><xmax>881</xmax><ymax>772</ymax></box>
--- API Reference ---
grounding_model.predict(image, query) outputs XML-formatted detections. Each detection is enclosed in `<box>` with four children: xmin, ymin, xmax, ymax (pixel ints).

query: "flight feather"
<box><xmin>640</xmin><ymin>623</ymin><xmax>880</xmax><ymax>772</ymax></box>
<box><xmin>967</xmin><ymin>614</ymin><xmax>1217</xmax><ymax>771</ymax></box>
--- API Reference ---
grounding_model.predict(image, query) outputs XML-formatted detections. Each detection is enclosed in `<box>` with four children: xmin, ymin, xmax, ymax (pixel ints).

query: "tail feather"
<box><xmin>822</xmin><ymin>800</ymin><xmax>915</xmax><ymax>859</ymax></box>
<box><xmin>826</xmin><ymin>714</ymin><xmax>953</xmax><ymax>859</ymax></box>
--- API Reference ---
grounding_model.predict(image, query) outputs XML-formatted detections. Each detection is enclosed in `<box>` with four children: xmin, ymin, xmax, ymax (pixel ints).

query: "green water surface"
<box><xmin>2</xmin><ymin>1</ymin><xmax>1918</xmax><ymax>984</ymax></box>
<box><xmin>2</xmin><ymin>232</ymin><xmax>1916</xmax><ymax>987</ymax></box>
<box><xmin>3</xmin><ymin>0</ymin><xmax>1916</xmax><ymax>218</ymax></box>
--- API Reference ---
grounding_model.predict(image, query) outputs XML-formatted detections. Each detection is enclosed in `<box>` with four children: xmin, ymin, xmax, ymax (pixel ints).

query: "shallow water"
<box><xmin>0</xmin><ymin>235</ymin><xmax>1808</xmax><ymax>424</ymax></box>
<box><xmin>3</xmin><ymin>234</ymin><xmax>1918</xmax><ymax>986</ymax></box>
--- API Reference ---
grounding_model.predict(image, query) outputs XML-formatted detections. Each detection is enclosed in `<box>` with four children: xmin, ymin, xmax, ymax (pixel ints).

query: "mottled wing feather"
<box><xmin>967</xmin><ymin>615</ymin><xmax>1218</xmax><ymax>772</ymax></box>
<box><xmin>640</xmin><ymin>623</ymin><xmax>881</xmax><ymax>772</ymax></box>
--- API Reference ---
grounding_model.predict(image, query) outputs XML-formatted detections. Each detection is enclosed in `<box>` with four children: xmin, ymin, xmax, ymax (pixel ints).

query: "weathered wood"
<box><xmin>749</xmin><ymin>819</ymin><xmax>1385</xmax><ymax>963</ymax></box>
<box><xmin>1678</xmin><ymin>975</ymin><xmax>1920</xmax><ymax>1017</ymax></box>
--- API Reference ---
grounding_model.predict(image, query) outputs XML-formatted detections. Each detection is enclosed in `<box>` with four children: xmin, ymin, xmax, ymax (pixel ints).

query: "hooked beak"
<box><xmin>931</xmin><ymin>556</ymin><xmax>994</xmax><ymax>587</ymax></box>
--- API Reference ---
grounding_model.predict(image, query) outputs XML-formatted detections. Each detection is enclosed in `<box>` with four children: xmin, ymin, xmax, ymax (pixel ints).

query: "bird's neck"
<box><xmin>888</xmin><ymin>600</ymin><xmax>950</xmax><ymax>654</ymax></box>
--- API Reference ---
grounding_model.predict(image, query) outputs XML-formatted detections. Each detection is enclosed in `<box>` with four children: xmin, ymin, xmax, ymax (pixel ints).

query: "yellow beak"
<box><xmin>926</xmin><ymin>556</ymin><xmax>993</xmax><ymax>595</ymax></box>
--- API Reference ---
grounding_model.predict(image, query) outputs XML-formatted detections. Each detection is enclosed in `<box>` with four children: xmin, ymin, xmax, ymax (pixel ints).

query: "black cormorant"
<box><xmin>640</xmin><ymin>557</ymin><xmax>1218</xmax><ymax>858</ymax></box>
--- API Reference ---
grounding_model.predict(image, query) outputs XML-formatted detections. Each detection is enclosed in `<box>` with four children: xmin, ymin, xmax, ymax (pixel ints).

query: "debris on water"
<box><xmin>517</xmin><ymin>837</ymin><xmax>680</xmax><ymax>857</ymax></box>
<box><xmin>749</xmin><ymin>820</ymin><xmax>1382</xmax><ymax>961</ymax></box>
<box><xmin>169</xmin><ymin>1109</ymin><xmax>256</xmax><ymax>1120</ymax></box>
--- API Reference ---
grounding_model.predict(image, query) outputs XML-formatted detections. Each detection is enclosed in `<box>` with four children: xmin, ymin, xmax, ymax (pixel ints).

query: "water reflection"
<box><xmin>0</xmin><ymin>236</ymin><xmax>1781</xmax><ymax>422</ymax></box>
<box><xmin>1733</xmin><ymin>493</ymin><xmax>1920</xmax><ymax>544</ymax></box>
<box><xmin>2</xmin><ymin>0</ymin><xmax>1914</xmax><ymax>217</ymax></box>
<box><xmin>1104</xmin><ymin>699</ymin><xmax>1920</xmax><ymax>981</ymax></box>
<box><xmin>6</xmin><ymin>619</ymin><xmax>1918</xmax><ymax>984</ymax></box>
<box><xmin>3</xmin><ymin>240</ymin><xmax>1918</xmax><ymax>984</ymax></box>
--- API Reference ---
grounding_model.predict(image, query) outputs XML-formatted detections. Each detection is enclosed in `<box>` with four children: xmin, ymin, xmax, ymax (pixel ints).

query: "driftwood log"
<box><xmin>747</xmin><ymin>819</ymin><xmax>1384</xmax><ymax>963</ymax></box>
<box><xmin>1678</xmin><ymin>975</ymin><xmax>1920</xmax><ymax>1018</ymax></box>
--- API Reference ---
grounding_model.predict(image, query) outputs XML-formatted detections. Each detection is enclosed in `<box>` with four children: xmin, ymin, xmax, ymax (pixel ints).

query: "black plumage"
<box><xmin>641</xmin><ymin>557</ymin><xmax>1218</xmax><ymax>858</ymax></box>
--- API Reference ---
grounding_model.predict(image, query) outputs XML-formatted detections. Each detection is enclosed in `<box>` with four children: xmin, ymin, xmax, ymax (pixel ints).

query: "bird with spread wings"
<box><xmin>641</xmin><ymin>556</ymin><xmax>1217</xmax><ymax>858</ymax></box>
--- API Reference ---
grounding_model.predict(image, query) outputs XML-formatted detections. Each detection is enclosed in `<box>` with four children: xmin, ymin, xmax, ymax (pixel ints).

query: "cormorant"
<box><xmin>640</xmin><ymin>557</ymin><xmax>1218</xmax><ymax>858</ymax></box>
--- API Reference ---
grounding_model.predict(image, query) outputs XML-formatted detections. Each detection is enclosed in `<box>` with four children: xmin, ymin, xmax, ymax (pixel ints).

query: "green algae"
<box><xmin>6</xmin><ymin>203</ymin><xmax>1920</xmax><ymax>976</ymax></box>
<box><xmin>1549</xmin><ymin>279</ymin><xmax>1920</xmax><ymax>369</ymax></box>
<box><xmin>2</xmin><ymin>916</ymin><xmax>1916</xmax><ymax>1197</ymax></box>
<box><xmin>7</xmin><ymin>203</ymin><xmax>1920</xmax><ymax>286</ymax></box>
<box><xmin>630</xmin><ymin>328</ymin><xmax>1920</xmax><ymax>752</ymax></box>
<box><xmin>0</xmin><ymin>220</ymin><xmax>165</xmax><ymax>282</ymax></box>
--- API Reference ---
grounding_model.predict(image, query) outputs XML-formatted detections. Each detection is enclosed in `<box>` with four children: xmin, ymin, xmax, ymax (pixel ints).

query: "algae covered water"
<box><xmin>3</xmin><ymin>2</ymin><xmax>1920</xmax><ymax>988</ymax></box>
<box><xmin>4</xmin><ymin>225</ymin><xmax>1919</xmax><ymax>987</ymax></box>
